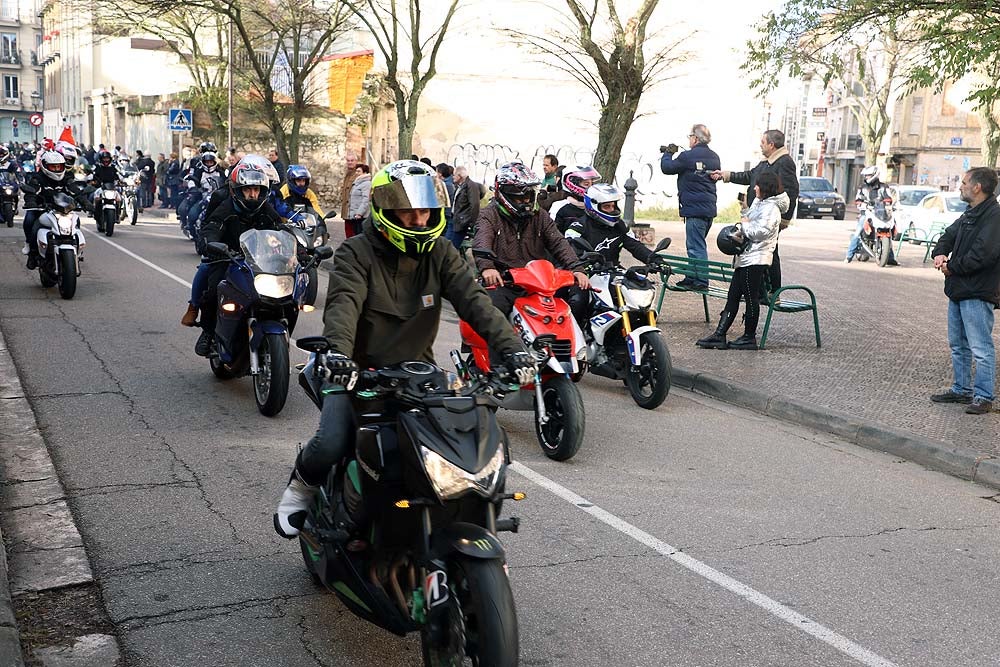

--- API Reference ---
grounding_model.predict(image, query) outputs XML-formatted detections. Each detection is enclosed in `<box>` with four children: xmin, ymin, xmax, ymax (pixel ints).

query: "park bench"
<box><xmin>653</xmin><ymin>254</ymin><xmax>821</xmax><ymax>349</ymax></box>
<box><xmin>894</xmin><ymin>222</ymin><xmax>946</xmax><ymax>263</ymax></box>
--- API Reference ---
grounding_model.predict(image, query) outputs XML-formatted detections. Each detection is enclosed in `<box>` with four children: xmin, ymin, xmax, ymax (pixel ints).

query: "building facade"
<box><xmin>0</xmin><ymin>0</ymin><xmax>44</xmax><ymax>144</ymax></box>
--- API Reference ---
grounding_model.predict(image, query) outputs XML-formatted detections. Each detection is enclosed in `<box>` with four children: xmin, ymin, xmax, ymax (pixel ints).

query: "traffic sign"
<box><xmin>168</xmin><ymin>108</ymin><xmax>192</xmax><ymax>132</ymax></box>
<box><xmin>28</xmin><ymin>113</ymin><xmax>42</xmax><ymax>127</ymax></box>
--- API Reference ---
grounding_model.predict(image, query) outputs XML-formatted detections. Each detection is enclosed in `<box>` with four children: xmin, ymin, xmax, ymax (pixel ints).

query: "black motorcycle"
<box><xmin>292</xmin><ymin>336</ymin><xmax>522</xmax><ymax>667</ymax></box>
<box><xmin>1</xmin><ymin>170</ymin><xmax>18</xmax><ymax>227</ymax></box>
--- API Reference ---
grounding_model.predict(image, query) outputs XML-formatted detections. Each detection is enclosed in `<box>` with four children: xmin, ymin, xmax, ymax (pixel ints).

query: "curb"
<box><xmin>673</xmin><ymin>366</ymin><xmax>1000</xmax><ymax>490</ymax></box>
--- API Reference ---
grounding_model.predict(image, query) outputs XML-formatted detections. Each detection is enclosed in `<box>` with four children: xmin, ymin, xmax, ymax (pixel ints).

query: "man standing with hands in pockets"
<box><xmin>929</xmin><ymin>167</ymin><xmax>1000</xmax><ymax>415</ymax></box>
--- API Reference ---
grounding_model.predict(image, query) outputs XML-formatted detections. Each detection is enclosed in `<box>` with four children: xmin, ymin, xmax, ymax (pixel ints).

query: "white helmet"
<box><xmin>239</xmin><ymin>153</ymin><xmax>280</xmax><ymax>185</ymax></box>
<box><xmin>55</xmin><ymin>141</ymin><xmax>78</xmax><ymax>168</ymax></box>
<box><xmin>39</xmin><ymin>150</ymin><xmax>67</xmax><ymax>181</ymax></box>
<box><xmin>861</xmin><ymin>165</ymin><xmax>879</xmax><ymax>185</ymax></box>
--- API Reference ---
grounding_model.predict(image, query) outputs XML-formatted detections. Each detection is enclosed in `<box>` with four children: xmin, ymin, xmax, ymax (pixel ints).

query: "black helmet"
<box><xmin>716</xmin><ymin>225</ymin><xmax>748</xmax><ymax>256</ymax></box>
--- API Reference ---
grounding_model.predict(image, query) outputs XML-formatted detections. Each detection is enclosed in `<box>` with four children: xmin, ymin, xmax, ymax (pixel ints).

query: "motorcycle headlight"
<box><xmin>421</xmin><ymin>444</ymin><xmax>504</xmax><ymax>500</ymax></box>
<box><xmin>629</xmin><ymin>287</ymin><xmax>655</xmax><ymax>309</ymax></box>
<box><xmin>56</xmin><ymin>215</ymin><xmax>74</xmax><ymax>235</ymax></box>
<box><xmin>3</xmin><ymin>187</ymin><xmax>11</xmax><ymax>194</ymax></box>
<box><xmin>313</xmin><ymin>237</ymin><xmax>324</xmax><ymax>248</ymax></box>
<box><xmin>254</xmin><ymin>274</ymin><xmax>294</xmax><ymax>298</ymax></box>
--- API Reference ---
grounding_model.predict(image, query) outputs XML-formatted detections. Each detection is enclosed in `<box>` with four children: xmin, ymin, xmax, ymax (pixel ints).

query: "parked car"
<box><xmin>889</xmin><ymin>185</ymin><xmax>939</xmax><ymax>237</ymax></box>
<box><xmin>908</xmin><ymin>191</ymin><xmax>968</xmax><ymax>237</ymax></box>
<box><xmin>796</xmin><ymin>177</ymin><xmax>846</xmax><ymax>220</ymax></box>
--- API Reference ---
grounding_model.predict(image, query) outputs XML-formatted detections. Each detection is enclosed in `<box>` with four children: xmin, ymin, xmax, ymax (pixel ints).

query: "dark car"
<box><xmin>797</xmin><ymin>177</ymin><xmax>846</xmax><ymax>220</ymax></box>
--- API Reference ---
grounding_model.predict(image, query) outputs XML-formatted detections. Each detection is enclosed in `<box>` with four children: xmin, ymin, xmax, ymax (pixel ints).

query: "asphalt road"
<box><xmin>3</xmin><ymin>214</ymin><xmax>1000</xmax><ymax>667</ymax></box>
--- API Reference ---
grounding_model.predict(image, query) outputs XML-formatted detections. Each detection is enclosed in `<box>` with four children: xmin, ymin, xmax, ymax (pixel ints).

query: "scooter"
<box><xmin>293</xmin><ymin>336</ymin><xmax>522</xmax><ymax>667</ymax></box>
<box><xmin>203</xmin><ymin>229</ymin><xmax>333</xmax><ymax>416</ymax></box>
<box><xmin>574</xmin><ymin>237</ymin><xmax>673</xmax><ymax>409</ymax></box>
<box><xmin>0</xmin><ymin>171</ymin><xmax>18</xmax><ymax>227</ymax></box>
<box><xmin>461</xmin><ymin>249</ymin><xmax>587</xmax><ymax>461</ymax></box>
<box><xmin>35</xmin><ymin>193</ymin><xmax>85</xmax><ymax>300</ymax></box>
<box><xmin>853</xmin><ymin>200</ymin><xmax>896</xmax><ymax>267</ymax></box>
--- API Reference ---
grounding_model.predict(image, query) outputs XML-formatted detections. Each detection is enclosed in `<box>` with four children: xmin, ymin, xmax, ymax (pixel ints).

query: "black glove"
<box><xmin>325</xmin><ymin>354</ymin><xmax>359</xmax><ymax>389</ymax></box>
<box><xmin>504</xmin><ymin>351</ymin><xmax>538</xmax><ymax>385</ymax></box>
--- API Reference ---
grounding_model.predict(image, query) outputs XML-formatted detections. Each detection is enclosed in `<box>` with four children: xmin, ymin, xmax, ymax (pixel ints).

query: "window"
<box><xmin>0</xmin><ymin>0</ymin><xmax>15</xmax><ymax>20</ymax></box>
<box><xmin>3</xmin><ymin>74</ymin><xmax>17</xmax><ymax>100</ymax></box>
<box><xmin>0</xmin><ymin>32</ymin><xmax>14</xmax><ymax>61</ymax></box>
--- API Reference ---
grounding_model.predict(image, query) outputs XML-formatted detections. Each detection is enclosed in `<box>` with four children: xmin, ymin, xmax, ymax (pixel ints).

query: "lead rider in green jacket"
<box><xmin>274</xmin><ymin>160</ymin><xmax>535</xmax><ymax>538</ymax></box>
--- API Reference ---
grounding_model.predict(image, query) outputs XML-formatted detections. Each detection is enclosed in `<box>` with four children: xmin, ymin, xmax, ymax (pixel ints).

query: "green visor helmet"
<box><xmin>371</xmin><ymin>160</ymin><xmax>449</xmax><ymax>255</ymax></box>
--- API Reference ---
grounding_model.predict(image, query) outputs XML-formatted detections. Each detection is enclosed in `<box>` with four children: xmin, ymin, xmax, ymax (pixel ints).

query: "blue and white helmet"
<box><xmin>584</xmin><ymin>183</ymin><xmax>623</xmax><ymax>227</ymax></box>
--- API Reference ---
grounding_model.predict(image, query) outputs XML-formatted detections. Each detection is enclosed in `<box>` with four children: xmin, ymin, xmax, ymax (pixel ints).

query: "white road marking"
<box><xmin>510</xmin><ymin>462</ymin><xmax>899</xmax><ymax>667</ymax></box>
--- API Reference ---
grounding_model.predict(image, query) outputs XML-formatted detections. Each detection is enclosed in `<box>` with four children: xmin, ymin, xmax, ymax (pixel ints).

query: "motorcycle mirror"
<box><xmin>314</xmin><ymin>245</ymin><xmax>334</xmax><ymax>260</ymax></box>
<box><xmin>323</xmin><ymin>211</ymin><xmax>339</xmax><ymax>220</ymax></box>
<box><xmin>582</xmin><ymin>251</ymin><xmax>604</xmax><ymax>264</ymax></box>
<box><xmin>471</xmin><ymin>248</ymin><xmax>497</xmax><ymax>261</ymax></box>
<box><xmin>205</xmin><ymin>241</ymin><xmax>230</xmax><ymax>258</ymax></box>
<box><xmin>653</xmin><ymin>237</ymin><xmax>672</xmax><ymax>253</ymax></box>
<box><xmin>295</xmin><ymin>336</ymin><xmax>331</xmax><ymax>353</ymax></box>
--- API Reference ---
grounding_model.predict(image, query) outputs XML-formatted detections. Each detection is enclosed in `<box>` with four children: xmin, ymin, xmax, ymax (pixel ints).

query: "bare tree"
<box><xmin>342</xmin><ymin>0</ymin><xmax>461</xmax><ymax>159</ymax></box>
<box><xmin>504</xmin><ymin>0</ymin><xmax>689</xmax><ymax>180</ymax></box>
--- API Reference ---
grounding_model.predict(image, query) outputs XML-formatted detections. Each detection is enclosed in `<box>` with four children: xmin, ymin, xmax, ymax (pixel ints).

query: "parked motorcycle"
<box><xmin>853</xmin><ymin>200</ymin><xmax>896</xmax><ymax>267</ymax></box>
<box><xmin>293</xmin><ymin>335</ymin><xmax>522</xmax><ymax>667</ymax></box>
<box><xmin>1</xmin><ymin>171</ymin><xmax>18</xmax><ymax>227</ymax></box>
<box><xmin>574</xmin><ymin>237</ymin><xmax>673</xmax><ymax>409</ymax></box>
<box><xmin>35</xmin><ymin>192</ymin><xmax>85</xmax><ymax>300</ymax></box>
<box><xmin>96</xmin><ymin>181</ymin><xmax>122</xmax><ymax>237</ymax></box>
<box><xmin>203</xmin><ymin>229</ymin><xmax>333</xmax><ymax>416</ymax></box>
<box><xmin>461</xmin><ymin>249</ymin><xmax>586</xmax><ymax>461</ymax></box>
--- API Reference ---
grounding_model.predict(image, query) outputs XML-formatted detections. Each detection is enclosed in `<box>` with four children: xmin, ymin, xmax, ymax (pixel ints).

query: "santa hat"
<box><xmin>57</xmin><ymin>125</ymin><xmax>75</xmax><ymax>146</ymax></box>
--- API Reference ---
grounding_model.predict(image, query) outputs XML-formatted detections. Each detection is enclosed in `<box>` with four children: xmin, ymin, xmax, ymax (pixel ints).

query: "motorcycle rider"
<box><xmin>185</xmin><ymin>151</ymin><xmax>224</xmax><ymax>231</ymax></box>
<box><xmin>549</xmin><ymin>164</ymin><xmax>601</xmax><ymax>234</ymax></box>
<box><xmin>191</xmin><ymin>160</ymin><xmax>284</xmax><ymax>356</ymax></box>
<box><xmin>0</xmin><ymin>144</ymin><xmax>20</xmax><ymax>175</ymax></box>
<box><xmin>21</xmin><ymin>150</ymin><xmax>70</xmax><ymax>270</ymax></box>
<box><xmin>474</xmin><ymin>161</ymin><xmax>591</xmax><ymax>328</ymax></box>
<box><xmin>845</xmin><ymin>165</ymin><xmax>898</xmax><ymax>265</ymax></box>
<box><xmin>90</xmin><ymin>149</ymin><xmax>122</xmax><ymax>229</ymax></box>
<box><xmin>273</xmin><ymin>159</ymin><xmax>535</xmax><ymax>538</ymax></box>
<box><xmin>278</xmin><ymin>165</ymin><xmax>325</xmax><ymax>218</ymax></box>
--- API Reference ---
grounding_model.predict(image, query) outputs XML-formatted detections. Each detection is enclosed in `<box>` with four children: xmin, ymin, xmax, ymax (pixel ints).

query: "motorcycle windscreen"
<box><xmin>239</xmin><ymin>229</ymin><xmax>299</xmax><ymax>275</ymax></box>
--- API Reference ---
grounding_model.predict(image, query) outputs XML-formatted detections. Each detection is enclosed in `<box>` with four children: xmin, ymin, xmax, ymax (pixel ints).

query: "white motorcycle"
<box><xmin>853</xmin><ymin>200</ymin><xmax>896</xmax><ymax>267</ymax></box>
<box><xmin>575</xmin><ymin>237</ymin><xmax>673</xmax><ymax>409</ymax></box>
<box><xmin>97</xmin><ymin>181</ymin><xmax>121</xmax><ymax>237</ymax></box>
<box><xmin>35</xmin><ymin>193</ymin><xmax>86</xmax><ymax>300</ymax></box>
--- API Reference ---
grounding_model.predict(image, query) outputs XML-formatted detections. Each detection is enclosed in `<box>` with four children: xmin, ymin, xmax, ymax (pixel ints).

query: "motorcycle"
<box><xmin>120</xmin><ymin>169</ymin><xmax>140</xmax><ymax>226</ymax></box>
<box><xmin>461</xmin><ymin>249</ymin><xmax>587</xmax><ymax>461</ymax></box>
<box><xmin>35</xmin><ymin>192</ymin><xmax>85</xmax><ymax>300</ymax></box>
<box><xmin>1</xmin><ymin>171</ymin><xmax>18</xmax><ymax>227</ymax></box>
<box><xmin>289</xmin><ymin>207</ymin><xmax>331</xmax><ymax>307</ymax></box>
<box><xmin>177</xmin><ymin>183</ymin><xmax>203</xmax><ymax>240</ymax></box>
<box><xmin>293</xmin><ymin>335</ymin><xmax>522</xmax><ymax>667</ymax></box>
<box><xmin>573</xmin><ymin>237</ymin><xmax>673</xmax><ymax>410</ymax></box>
<box><xmin>96</xmin><ymin>181</ymin><xmax>122</xmax><ymax>237</ymax></box>
<box><xmin>853</xmin><ymin>200</ymin><xmax>896</xmax><ymax>267</ymax></box>
<box><xmin>203</xmin><ymin>228</ymin><xmax>333</xmax><ymax>416</ymax></box>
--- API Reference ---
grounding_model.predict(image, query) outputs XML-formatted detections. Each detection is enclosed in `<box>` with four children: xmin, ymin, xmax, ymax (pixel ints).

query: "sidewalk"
<box><xmin>645</xmin><ymin>217</ymin><xmax>1000</xmax><ymax>481</ymax></box>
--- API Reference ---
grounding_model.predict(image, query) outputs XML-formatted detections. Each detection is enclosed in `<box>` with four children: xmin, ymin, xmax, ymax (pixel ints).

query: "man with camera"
<box><xmin>659</xmin><ymin>124</ymin><xmax>721</xmax><ymax>290</ymax></box>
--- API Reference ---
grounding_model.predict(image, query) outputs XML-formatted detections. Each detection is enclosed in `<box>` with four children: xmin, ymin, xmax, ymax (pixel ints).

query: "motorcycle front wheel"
<box><xmin>534</xmin><ymin>375</ymin><xmax>584</xmax><ymax>461</ymax></box>
<box><xmin>625</xmin><ymin>332</ymin><xmax>672</xmax><ymax>410</ymax></box>
<box><xmin>103</xmin><ymin>209</ymin><xmax>116</xmax><ymax>237</ymax></box>
<box><xmin>57</xmin><ymin>249</ymin><xmax>77</xmax><ymax>300</ymax></box>
<box><xmin>2</xmin><ymin>201</ymin><xmax>12</xmax><ymax>227</ymax></box>
<box><xmin>130</xmin><ymin>198</ymin><xmax>138</xmax><ymax>225</ymax></box>
<box><xmin>420</xmin><ymin>558</ymin><xmax>518</xmax><ymax>667</ymax></box>
<box><xmin>876</xmin><ymin>236</ymin><xmax>892</xmax><ymax>267</ymax></box>
<box><xmin>254</xmin><ymin>332</ymin><xmax>290</xmax><ymax>416</ymax></box>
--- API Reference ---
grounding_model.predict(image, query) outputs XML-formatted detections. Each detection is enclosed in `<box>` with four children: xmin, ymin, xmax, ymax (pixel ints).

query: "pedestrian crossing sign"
<box><xmin>168</xmin><ymin>108</ymin><xmax>193</xmax><ymax>132</ymax></box>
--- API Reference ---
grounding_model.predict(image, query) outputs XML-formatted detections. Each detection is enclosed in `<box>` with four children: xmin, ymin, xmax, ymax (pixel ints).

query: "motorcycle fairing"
<box><xmin>507</xmin><ymin>259</ymin><xmax>575</xmax><ymax>295</ymax></box>
<box><xmin>625</xmin><ymin>325</ymin><xmax>662</xmax><ymax>365</ymax></box>
<box><xmin>589</xmin><ymin>311</ymin><xmax>622</xmax><ymax>346</ymax></box>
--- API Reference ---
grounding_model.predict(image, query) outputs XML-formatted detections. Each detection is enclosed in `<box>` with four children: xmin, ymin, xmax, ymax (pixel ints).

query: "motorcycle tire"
<box><xmin>103</xmin><ymin>209</ymin><xmax>116</xmax><ymax>237</ymax></box>
<box><xmin>57</xmin><ymin>249</ymin><xmax>77</xmax><ymax>300</ymax></box>
<box><xmin>534</xmin><ymin>375</ymin><xmax>584</xmax><ymax>461</ymax></box>
<box><xmin>2</xmin><ymin>202</ymin><xmax>12</xmax><ymax>227</ymax></box>
<box><xmin>305</xmin><ymin>266</ymin><xmax>319</xmax><ymax>307</ymax></box>
<box><xmin>876</xmin><ymin>237</ymin><xmax>891</xmax><ymax>267</ymax></box>
<box><xmin>254</xmin><ymin>332</ymin><xmax>290</xmax><ymax>417</ymax></box>
<box><xmin>209</xmin><ymin>355</ymin><xmax>239</xmax><ymax>380</ymax></box>
<box><xmin>130</xmin><ymin>199</ymin><xmax>138</xmax><ymax>225</ymax></box>
<box><xmin>420</xmin><ymin>558</ymin><xmax>518</xmax><ymax>667</ymax></box>
<box><xmin>39</xmin><ymin>267</ymin><xmax>56</xmax><ymax>288</ymax></box>
<box><xmin>625</xmin><ymin>332</ymin><xmax>672</xmax><ymax>410</ymax></box>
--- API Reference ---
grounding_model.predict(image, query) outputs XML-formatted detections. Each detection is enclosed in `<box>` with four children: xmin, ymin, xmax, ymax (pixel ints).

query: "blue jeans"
<box><xmin>948</xmin><ymin>298</ymin><xmax>996</xmax><ymax>402</ymax></box>
<box><xmin>685</xmin><ymin>217</ymin><xmax>712</xmax><ymax>286</ymax></box>
<box><xmin>191</xmin><ymin>263</ymin><xmax>211</xmax><ymax>306</ymax></box>
<box><xmin>845</xmin><ymin>215</ymin><xmax>864</xmax><ymax>259</ymax></box>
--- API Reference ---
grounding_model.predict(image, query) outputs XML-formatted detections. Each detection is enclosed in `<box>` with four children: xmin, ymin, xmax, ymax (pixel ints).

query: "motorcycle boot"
<box><xmin>194</xmin><ymin>329</ymin><xmax>214</xmax><ymax>357</ymax></box>
<box><xmin>729</xmin><ymin>312</ymin><xmax>759</xmax><ymax>350</ymax></box>
<box><xmin>25</xmin><ymin>251</ymin><xmax>38</xmax><ymax>271</ymax></box>
<box><xmin>181</xmin><ymin>303</ymin><xmax>199</xmax><ymax>327</ymax></box>
<box><xmin>274</xmin><ymin>469</ymin><xmax>318</xmax><ymax>539</ymax></box>
<box><xmin>696</xmin><ymin>311</ymin><xmax>735</xmax><ymax>349</ymax></box>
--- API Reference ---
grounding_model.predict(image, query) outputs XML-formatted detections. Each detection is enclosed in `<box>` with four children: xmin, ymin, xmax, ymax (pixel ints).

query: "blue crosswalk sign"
<box><xmin>168</xmin><ymin>108</ymin><xmax>192</xmax><ymax>132</ymax></box>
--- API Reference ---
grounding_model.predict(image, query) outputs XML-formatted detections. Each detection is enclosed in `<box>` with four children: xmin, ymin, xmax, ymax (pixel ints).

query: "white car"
<box><xmin>907</xmin><ymin>192</ymin><xmax>968</xmax><ymax>238</ymax></box>
<box><xmin>889</xmin><ymin>185</ymin><xmax>939</xmax><ymax>235</ymax></box>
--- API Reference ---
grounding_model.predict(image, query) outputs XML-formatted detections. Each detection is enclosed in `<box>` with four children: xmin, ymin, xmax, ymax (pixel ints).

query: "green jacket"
<box><xmin>322</xmin><ymin>219</ymin><xmax>526</xmax><ymax>367</ymax></box>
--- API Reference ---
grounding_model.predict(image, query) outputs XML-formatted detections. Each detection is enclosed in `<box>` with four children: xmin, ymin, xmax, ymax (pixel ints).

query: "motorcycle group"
<box><xmin>14</xmin><ymin>135</ymin><xmax>677</xmax><ymax>664</ymax></box>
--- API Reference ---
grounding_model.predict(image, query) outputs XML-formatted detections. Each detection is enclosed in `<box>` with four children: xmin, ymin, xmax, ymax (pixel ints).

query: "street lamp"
<box><xmin>30</xmin><ymin>90</ymin><xmax>40</xmax><ymax>143</ymax></box>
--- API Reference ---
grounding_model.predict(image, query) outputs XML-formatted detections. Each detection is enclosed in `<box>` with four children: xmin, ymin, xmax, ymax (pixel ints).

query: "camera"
<box><xmin>659</xmin><ymin>143</ymin><xmax>680</xmax><ymax>155</ymax></box>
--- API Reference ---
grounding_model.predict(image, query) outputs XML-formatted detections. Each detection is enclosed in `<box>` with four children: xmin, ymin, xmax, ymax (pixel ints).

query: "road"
<box><xmin>2</xmin><ymin>215</ymin><xmax>1000</xmax><ymax>667</ymax></box>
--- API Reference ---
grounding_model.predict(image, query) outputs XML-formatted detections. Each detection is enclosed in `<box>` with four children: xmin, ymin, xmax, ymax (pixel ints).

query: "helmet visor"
<box><xmin>372</xmin><ymin>175</ymin><xmax>449</xmax><ymax>210</ymax></box>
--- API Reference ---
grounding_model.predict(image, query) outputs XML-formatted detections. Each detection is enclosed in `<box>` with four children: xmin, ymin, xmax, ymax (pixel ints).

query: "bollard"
<box><xmin>624</xmin><ymin>170</ymin><xmax>655</xmax><ymax>245</ymax></box>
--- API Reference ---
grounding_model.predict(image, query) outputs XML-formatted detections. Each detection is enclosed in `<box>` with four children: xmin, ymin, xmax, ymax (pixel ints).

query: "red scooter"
<box><xmin>458</xmin><ymin>250</ymin><xmax>586</xmax><ymax>461</ymax></box>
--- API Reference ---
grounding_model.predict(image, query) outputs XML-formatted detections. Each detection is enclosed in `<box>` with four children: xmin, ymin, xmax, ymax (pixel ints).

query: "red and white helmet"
<box><xmin>562</xmin><ymin>164</ymin><xmax>601</xmax><ymax>199</ymax></box>
<box><xmin>39</xmin><ymin>150</ymin><xmax>67</xmax><ymax>181</ymax></box>
<box><xmin>494</xmin><ymin>161</ymin><xmax>540</xmax><ymax>220</ymax></box>
<box><xmin>55</xmin><ymin>141</ymin><xmax>78</xmax><ymax>168</ymax></box>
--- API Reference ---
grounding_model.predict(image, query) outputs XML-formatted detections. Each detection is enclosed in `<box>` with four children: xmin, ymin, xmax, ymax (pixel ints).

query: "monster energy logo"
<box><xmin>472</xmin><ymin>539</ymin><xmax>491</xmax><ymax>551</ymax></box>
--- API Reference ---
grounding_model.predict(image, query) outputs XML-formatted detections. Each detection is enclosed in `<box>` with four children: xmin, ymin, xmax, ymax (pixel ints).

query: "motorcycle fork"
<box><xmin>533</xmin><ymin>343</ymin><xmax>558</xmax><ymax>425</ymax></box>
<box><xmin>615</xmin><ymin>284</ymin><xmax>634</xmax><ymax>337</ymax></box>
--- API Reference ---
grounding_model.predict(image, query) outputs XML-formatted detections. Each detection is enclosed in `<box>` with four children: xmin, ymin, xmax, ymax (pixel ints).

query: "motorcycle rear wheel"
<box><xmin>534</xmin><ymin>375</ymin><xmax>584</xmax><ymax>461</ymax></box>
<box><xmin>130</xmin><ymin>198</ymin><xmax>138</xmax><ymax>225</ymax></box>
<box><xmin>57</xmin><ymin>249</ymin><xmax>77</xmax><ymax>300</ymax></box>
<box><xmin>209</xmin><ymin>355</ymin><xmax>239</xmax><ymax>380</ymax></box>
<box><xmin>103</xmin><ymin>209</ymin><xmax>116</xmax><ymax>237</ymax></box>
<box><xmin>38</xmin><ymin>266</ymin><xmax>56</xmax><ymax>288</ymax></box>
<box><xmin>254</xmin><ymin>333</ymin><xmax>290</xmax><ymax>416</ymax></box>
<box><xmin>421</xmin><ymin>558</ymin><xmax>518</xmax><ymax>667</ymax></box>
<box><xmin>625</xmin><ymin>332</ymin><xmax>672</xmax><ymax>410</ymax></box>
<box><xmin>2</xmin><ymin>202</ymin><xmax>12</xmax><ymax>227</ymax></box>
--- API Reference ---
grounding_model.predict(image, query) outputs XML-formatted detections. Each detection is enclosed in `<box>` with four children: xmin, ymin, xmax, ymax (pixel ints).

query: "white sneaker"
<box><xmin>273</xmin><ymin>475</ymin><xmax>317</xmax><ymax>539</ymax></box>
<box><xmin>21</xmin><ymin>243</ymin><xmax>29</xmax><ymax>255</ymax></box>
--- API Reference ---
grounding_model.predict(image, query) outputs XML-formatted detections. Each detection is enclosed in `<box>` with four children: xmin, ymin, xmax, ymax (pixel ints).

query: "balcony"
<box><xmin>0</xmin><ymin>8</ymin><xmax>17</xmax><ymax>25</ymax></box>
<box><xmin>0</xmin><ymin>50</ymin><xmax>21</xmax><ymax>67</ymax></box>
<box><xmin>0</xmin><ymin>94</ymin><xmax>22</xmax><ymax>109</ymax></box>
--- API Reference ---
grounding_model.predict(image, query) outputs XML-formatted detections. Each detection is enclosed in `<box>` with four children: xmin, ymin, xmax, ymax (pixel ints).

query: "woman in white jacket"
<box><xmin>697</xmin><ymin>171</ymin><xmax>788</xmax><ymax>350</ymax></box>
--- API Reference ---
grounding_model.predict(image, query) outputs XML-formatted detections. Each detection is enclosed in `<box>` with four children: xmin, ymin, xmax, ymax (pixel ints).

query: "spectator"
<box><xmin>713</xmin><ymin>129</ymin><xmax>798</xmax><ymax>295</ymax></box>
<box><xmin>135</xmin><ymin>150</ymin><xmax>156</xmax><ymax>208</ymax></box>
<box><xmin>660</xmin><ymin>124</ymin><xmax>721</xmax><ymax>289</ymax></box>
<box><xmin>539</xmin><ymin>165</ymin><xmax>566</xmax><ymax>212</ymax></box>
<box><xmin>155</xmin><ymin>153</ymin><xmax>169</xmax><ymax>208</ymax></box>
<box><xmin>166</xmin><ymin>151</ymin><xmax>182</xmax><ymax>208</ymax></box>
<box><xmin>346</xmin><ymin>163</ymin><xmax>371</xmax><ymax>238</ymax></box>
<box><xmin>339</xmin><ymin>151</ymin><xmax>358</xmax><ymax>220</ymax></box>
<box><xmin>929</xmin><ymin>167</ymin><xmax>1000</xmax><ymax>415</ymax></box>
<box><xmin>437</xmin><ymin>163</ymin><xmax>457</xmax><ymax>242</ymax></box>
<box><xmin>420</xmin><ymin>157</ymin><xmax>433</xmax><ymax>167</ymax></box>
<box><xmin>540</xmin><ymin>154</ymin><xmax>559</xmax><ymax>190</ymax></box>
<box><xmin>268</xmin><ymin>148</ymin><xmax>285</xmax><ymax>187</ymax></box>
<box><xmin>452</xmin><ymin>166</ymin><xmax>485</xmax><ymax>249</ymax></box>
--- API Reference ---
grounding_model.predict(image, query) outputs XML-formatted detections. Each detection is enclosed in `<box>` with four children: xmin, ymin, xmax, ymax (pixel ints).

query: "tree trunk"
<box><xmin>980</xmin><ymin>108</ymin><xmax>1000</xmax><ymax>168</ymax></box>
<box><xmin>593</xmin><ymin>89</ymin><xmax>641</xmax><ymax>183</ymax></box>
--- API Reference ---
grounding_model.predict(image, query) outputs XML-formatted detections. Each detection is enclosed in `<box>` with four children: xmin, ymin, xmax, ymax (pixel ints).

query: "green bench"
<box><xmin>895</xmin><ymin>223</ymin><xmax>946</xmax><ymax>263</ymax></box>
<box><xmin>653</xmin><ymin>254</ymin><xmax>821</xmax><ymax>349</ymax></box>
